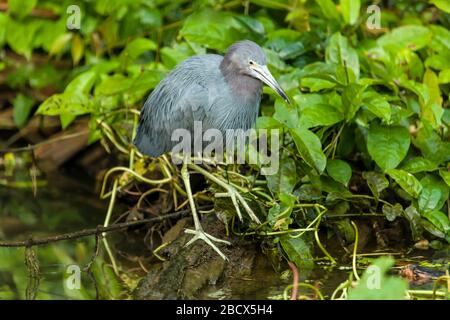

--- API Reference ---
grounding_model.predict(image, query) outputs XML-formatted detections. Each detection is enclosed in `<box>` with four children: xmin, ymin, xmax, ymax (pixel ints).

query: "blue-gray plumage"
<box><xmin>134</xmin><ymin>40</ymin><xmax>289</xmax><ymax>157</ymax></box>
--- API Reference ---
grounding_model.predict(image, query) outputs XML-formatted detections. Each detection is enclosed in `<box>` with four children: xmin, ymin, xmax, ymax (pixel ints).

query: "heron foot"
<box><xmin>215</xmin><ymin>185</ymin><xmax>261</xmax><ymax>224</ymax></box>
<box><xmin>184</xmin><ymin>228</ymin><xmax>231</xmax><ymax>261</ymax></box>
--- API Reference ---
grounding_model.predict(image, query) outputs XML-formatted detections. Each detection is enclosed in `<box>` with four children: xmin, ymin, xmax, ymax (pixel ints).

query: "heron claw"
<box><xmin>215</xmin><ymin>186</ymin><xmax>261</xmax><ymax>224</ymax></box>
<box><xmin>184</xmin><ymin>228</ymin><xmax>230</xmax><ymax>260</ymax></box>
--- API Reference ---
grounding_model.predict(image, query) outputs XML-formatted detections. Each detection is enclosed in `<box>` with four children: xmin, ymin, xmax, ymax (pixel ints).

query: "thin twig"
<box><xmin>0</xmin><ymin>209</ymin><xmax>194</xmax><ymax>248</ymax></box>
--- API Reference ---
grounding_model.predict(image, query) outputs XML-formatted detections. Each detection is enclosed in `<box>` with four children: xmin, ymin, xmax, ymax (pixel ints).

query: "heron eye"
<box><xmin>249</xmin><ymin>60</ymin><xmax>255</xmax><ymax>65</ymax></box>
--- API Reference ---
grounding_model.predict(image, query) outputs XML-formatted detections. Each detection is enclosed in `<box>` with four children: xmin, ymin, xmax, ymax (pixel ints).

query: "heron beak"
<box><xmin>251</xmin><ymin>64</ymin><xmax>290</xmax><ymax>104</ymax></box>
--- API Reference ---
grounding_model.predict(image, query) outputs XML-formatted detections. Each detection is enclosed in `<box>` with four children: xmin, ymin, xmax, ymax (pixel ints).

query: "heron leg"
<box><xmin>180</xmin><ymin>158</ymin><xmax>230</xmax><ymax>261</ymax></box>
<box><xmin>188</xmin><ymin>163</ymin><xmax>261</xmax><ymax>224</ymax></box>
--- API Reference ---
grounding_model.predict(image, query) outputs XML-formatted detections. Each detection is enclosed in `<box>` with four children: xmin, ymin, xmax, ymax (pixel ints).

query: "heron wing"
<box><xmin>134</xmin><ymin>56</ymin><xmax>217</xmax><ymax>157</ymax></box>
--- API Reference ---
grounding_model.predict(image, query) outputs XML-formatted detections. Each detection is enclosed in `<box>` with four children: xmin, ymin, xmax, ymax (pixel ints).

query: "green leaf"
<box><xmin>401</xmin><ymin>157</ymin><xmax>437</xmax><ymax>173</ymax></box>
<box><xmin>438</xmin><ymin>69</ymin><xmax>450</xmax><ymax>84</ymax></box>
<box><xmin>422</xmin><ymin>210</ymin><xmax>450</xmax><ymax>236</ymax></box>
<box><xmin>8</xmin><ymin>0</ymin><xmax>37</xmax><ymax>19</ymax></box>
<box><xmin>326</xmin><ymin>32</ymin><xmax>359</xmax><ymax>80</ymax></box>
<box><xmin>299</xmin><ymin>104</ymin><xmax>344</xmax><ymax>128</ymax></box>
<box><xmin>326</xmin><ymin>159</ymin><xmax>352</xmax><ymax>186</ymax></box>
<box><xmin>291</xmin><ymin>127</ymin><xmax>327</xmax><ymax>173</ymax></box>
<box><xmin>340</xmin><ymin>0</ymin><xmax>360</xmax><ymax>25</ymax></box>
<box><xmin>273</xmin><ymin>101</ymin><xmax>298</xmax><ymax>128</ymax></box>
<box><xmin>439</xmin><ymin>169</ymin><xmax>450</xmax><ymax>187</ymax></box>
<box><xmin>119</xmin><ymin>38</ymin><xmax>157</xmax><ymax>67</ymax></box>
<box><xmin>404</xmin><ymin>205</ymin><xmax>423</xmax><ymax>240</ymax></box>
<box><xmin>418</xmin><ymin>175</ymin><xmax>449</xmax><ymax>213</ymax></box>
<box><xmin>6</xmin><ymin>18</ymin><xmax>39</xmax><ymax>59</ymax></box>
<box><xmin>367</xmin><ymin>124</ymin><xmax>410</xmax><ymax>170</ymax></box>
<box><xmin>280</xmin><ymin>236</ymin><xmax>314</xmax><ymax>270</ymax></box>
<box><xmin>430</xmin><ymin>0</ymin><xmax>450</xmax><ymax>13</ymax></box>
<box><xmin>383</xmin><ymin>203</ymin><xmax>403</xmax><ymax>222</ymax></box>
<box><xmin>266</xmin><ymin>157</ymin><xmax>298</xmax><ymax>194</ymax></box>
<box><xmin>342</xmin><ymin>84</ymin><xmax>365</xmax><ymax>120</ymax></box>
<box><xmin>347</xmin><ymin>257</ymin><xmax>407</xmax><ymax>300</ymax></box>
<box><xmin>386</xmin><ymin>169</ymin><xmax>422</xmax><ymax>198</ymax></box>
<box><xmin>71</xmin><ymin>34</ymin><xmax>84</xmax><ymax>66</ymax></box>
<box><xmin>256</xmin><ymin>117</ymin><xmax>282</xmax><ymax>129</ymax></box>
<box><xmin>49</xmin><ymin>33</ymin><xmax>73</xmax><ymax>56</ymax></box>
<box><xmin>377</xmin><ymin>25</ymin><xmax>431</xmax><ymax>52</ymax></box>
<box><xmin>429</xmin><ymin>25</ymin><xmax>450</xmax><ymax>54</ymax></box>
<box><xmin>414</xmin><ymin>122</ymin><xmax>450</xmax><ymax>164</ymax></box>
<box><xmin>362</xmin><ymin>92</ymin><xmax>391</xmax><ymax>123</ymax></box>
<box><xmin>13</xmin><ymin>94</ymin><xmax>35</xmax><ymax>128</ymax></box>
<box><xmin>362</xmin><ymin>171</ymin><xmax>389</xmax><ymax>199</ymax></box>
<box><xmin>180</xmin><ymin>9</ymin><xmax>245</xmax><ymax>51</ymax></box>
<box><xmin>315</xmin><ymin>0</ymin><xmax>339</xmax><ymax>20</ymax></box>
<box><xmin>60</xmin><ymin>114</ymin><xmax>77</xmax><ymax>130</ymax></box>
<box><xmin>65</xmin><ymin>71</ymin><xmax>97</xmax><ymax>95</ymax></box>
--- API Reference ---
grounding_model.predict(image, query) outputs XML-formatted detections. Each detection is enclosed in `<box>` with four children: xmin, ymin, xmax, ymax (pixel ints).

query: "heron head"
<box><xmin>223</xmin><ymin>40</ymin><xmax>290</xmax><ymax>104</ymax></box>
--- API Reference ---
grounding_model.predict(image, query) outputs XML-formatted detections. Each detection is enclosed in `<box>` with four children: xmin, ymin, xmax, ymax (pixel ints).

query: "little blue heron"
<box><xmin>134</xmin><ymin>40</ymin><xmax>289</xmax><ymax>259</ymax></box>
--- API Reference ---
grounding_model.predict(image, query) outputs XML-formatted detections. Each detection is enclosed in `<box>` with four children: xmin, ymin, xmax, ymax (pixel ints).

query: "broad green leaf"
<box><xmin>65</xmin><ymin>71</ymin><xmax>97</xmax><ymax>95</ymax></box>
<box><xmin>418</xmin><ymin>175</ymin><xmax>449</xmax><ymax>213</ymax></box>
<box><xmin>404</xmin><ymin>205</ymin><xmax>423</xmax><ymax>240</ymax></box>
<box><xmin>429</xmin><ymin>25</ymin><xmax>450</xmax><ymax>54</ymax></box>
<box><xmin>6</xmin><ymin>18</ymin><xmax>39</xmax><ymax>59</ymax></box>
<box><xmin>367</xmin><ymin>124</ymin><xmax>410</xmax><ymax>170</ymax></box>
<box><xmin>340</xmin><ymin>0</ymin><xmax>360</xmax><ymax>25</ymax></box>
<box><xmin>280</xmin><ymin>236</ymin><xmax>314</xmax><ymax>270</ymax></box>
<box><xmin>342</xmin><ymin>84</ymin><xmax>365</xmax><ymax>120</ymax></box>
<box><xmin>431</xmin><ymin>0</ymin><xmax>450</xmax><ymax>13</ymax></box>
<box><xmin>386</xmin><ymin>169</ymin><xmax>422</xmax><ymax>198</ymax></box>
<box><xmin>36</xmin><ymin>93</ymin><xmax>94</xmax><ymax>116</ymax></box>
<box><xmin>362</xmin><ymin>171</ymin><xmax>389</xmax><ymax>199</ymax></box>
<box><xmin>119</xmin><ymin>38</ymin><xmax>157</xmax><ymax>67</ymax></box>
<box><xmin>439</xmin><ymin>170</ymin><xmax>450</xmax><ymax>187</ymax></box>
<box><xmin>180</xmin><ymin>9</ymin><xmax>245</xmax><ymax>51</ymax></box>
<box><xmin>60</xmin><ymin>114</ymin><xmax>77</xmax><ymax>129</ymax></box>
<box><xmin>422</xmin><ymin>211</ymin><xmax>450</xmax><ymax>236</ymax></box>
<box><xmin>347</xmin><ymin>257</ymin><xmax>408</xmax><ymax>300</ymax></box>
<box><xmin>8</xmin><ymin>0</ymin><xmax>37</xmax><ymax>19</ymax></box>
<box><xmin>301</xmin><ymin>77</ymin><xmax>336</xmax><ymax>91</ymax></box>
<box><xmin>401</xmin><ymin>157</ymin><xmax>437</xmax><ymax>173</ymax></box>
<box><xmin>425</xmin><ymin>53</ymin><xmax>450</xmax><ymax>70</ymax></box>
<box><xmin>363</xmin><ymin>92</ymin><xmax>391</xmax><ymax>122</ymax></box>
<box><xmin>414</xmin><ymin>122</ymin><xmax>450</xmax><ymax>164</ymax></box>
<box><xmin>378</xmin><ymin>25</ymin><xmax>431</xmax><ymax>52</ymax></box>
<box><xmin>256</xmin><ymin>116</ymin><xmax>282</xmax><ymax>129</ymax></box>
<box><xmin>422</xmin><ymin>69</ymin><xmax>443</xmax><ymax>127</ymax></box>
<box><xmin>299</xmin><ymin>104</ymin><xmax>344</xmax><ymax>128</ymax></box>
<box><xmin>49</xmin><ymin>33</ymin><xmax>73</xmax><ymax>56</ymax></box>
<box><xmin>294</xmin><ymin>184</ymin><xmax>322</xmax><ymax>201</ymax></box>
<box><xmin>315</xmin><ymin>0</ymin><xmax>339</xmax><ymax>20</ymax></box>
<box><xmin>266</xmin><ymin>157</ymin><xmax>297</xmax><ymax>194</ymax></box>
<box><xmin>438</xmin><ymin>69</ymin><xmax>450</xmax><ymax>84</ymax></box>
<box><xmin>326</xmin><ymin>32</ymin><xmax>359</xmax><ymax>80</ymax></box>
<box><xmin>326</xmin><ymin>159</ymin><xmax>352</xmax><ymax>186</ymax></box>
<box><xmin>273</xmin><ymin>101</ymin><xmax>298</xmax><ymax>128</ymax></box>
<box><xmin>13</xmin><ymin>94</ymin><xmax>35</xmax><ymax>128</ymax></box>
<box><xmin>291</xmin><ymin>127</ymin><xmax>327</xmax><ymax>173</ymax></box>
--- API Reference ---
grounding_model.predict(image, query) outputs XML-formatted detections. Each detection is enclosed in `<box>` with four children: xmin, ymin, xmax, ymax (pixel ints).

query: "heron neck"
<box><xmin>219</xmin><ymin>61</ymin><xmax>262</xmax><ymax>103</ymax></box>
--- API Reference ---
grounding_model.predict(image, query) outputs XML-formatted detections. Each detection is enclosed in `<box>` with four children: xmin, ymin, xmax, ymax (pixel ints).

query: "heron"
<box><xmin>134</xmin><ymin>40</ymin><xmax>289</xmax><ymax>259</ymax></box>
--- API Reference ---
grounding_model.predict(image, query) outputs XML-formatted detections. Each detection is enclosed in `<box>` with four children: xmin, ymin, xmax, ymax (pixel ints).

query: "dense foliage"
<box><xmin>1</xmin><ymin>0</ymin><xmax>450</xmax><ymax>278</ymax></box>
